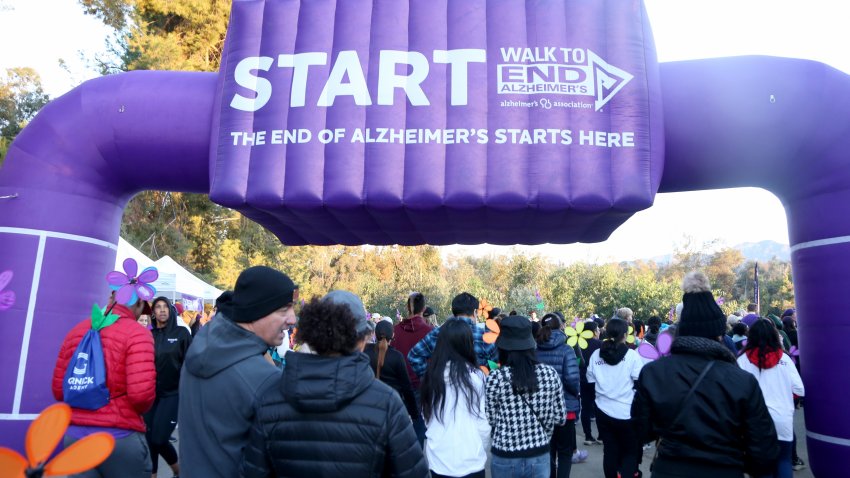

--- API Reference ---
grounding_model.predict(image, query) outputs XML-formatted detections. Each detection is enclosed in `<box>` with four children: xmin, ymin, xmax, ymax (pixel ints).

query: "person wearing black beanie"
<box><xmin>631</xmin><ymin>271</ymin><xmax>779</xmax><ymax>478</ymax></box>
<box><xmin>178</xmin><ymin>265</ymin><xmax>298</xmax><ymax>478</ymax></box>
<box><xmin>231</xmin><ymin>266</ymin><xmax>298</xmax><ymax>324</ymax></box>
<box><xmin>677</xmin><ymin>272</ymin><xmax>728</xmax><ymax>339</ymax></box>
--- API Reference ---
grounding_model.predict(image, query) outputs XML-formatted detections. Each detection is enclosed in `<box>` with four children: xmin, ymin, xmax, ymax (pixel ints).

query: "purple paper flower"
<box><xmin>639</xmin><ymin>331</ymin><xmax>673</xmax><ymax>361</ymax></box>
<box><xmin>789</xmin><ymin>345</ymin><xmax>800</xmax><ymax>364</ymax></box>
<box><xmin>0</xmin><ymin>270</ymin><xmax>15</xmax><ymax>311</ymax></box>
<box><xmin>106</xmin><ymin>258</ymin><xmax>158</xmax><ymax>305</ymax></box>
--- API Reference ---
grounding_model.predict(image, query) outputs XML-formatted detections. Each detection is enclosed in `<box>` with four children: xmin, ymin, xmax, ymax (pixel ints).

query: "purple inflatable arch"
<box><xmin>0</xmin><ymin>1</ymin><xmax>847</xmax><ymax>475</ymax></box>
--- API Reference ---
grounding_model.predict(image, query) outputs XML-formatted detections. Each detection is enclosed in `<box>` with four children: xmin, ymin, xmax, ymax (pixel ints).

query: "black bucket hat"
<box><xmin>495</xmin><ymin>315</ymin><xmax>537</xmax><ymax>351</ymax></box>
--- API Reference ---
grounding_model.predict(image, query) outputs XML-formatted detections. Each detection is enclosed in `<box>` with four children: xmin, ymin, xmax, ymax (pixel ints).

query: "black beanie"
<box><xmin>678</xmin><ymin>271</ymin><xmax>726</xmax><ymax>339</ymax></box>
<box><xmin>215</xmin><ymin>290</ymin><xmax>234</xmax><ymax>318</ymax></box>
<box><xmin>231</xmin><ymin>266</ymin><xmax>298</xmax><ymax>323</ymax></box>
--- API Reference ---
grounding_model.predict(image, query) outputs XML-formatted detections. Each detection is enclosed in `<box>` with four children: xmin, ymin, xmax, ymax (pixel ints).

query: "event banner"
<box><xmin>211</xmin><ymin>0</ymin><xmax>663</xmax><ymax>245</ymax></box>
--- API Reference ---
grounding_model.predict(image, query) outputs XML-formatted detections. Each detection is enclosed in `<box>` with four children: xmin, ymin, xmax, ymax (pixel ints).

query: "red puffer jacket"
<box><xmin>52</xmin><ymin>304</ymin><xmax>156</xmax><ymax>432</ymax></box>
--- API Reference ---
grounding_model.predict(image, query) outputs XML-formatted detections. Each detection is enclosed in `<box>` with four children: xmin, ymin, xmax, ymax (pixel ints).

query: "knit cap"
<box><xmin>677</xmin><ymin>271</ymin><xmax>726</xmax><ymax>339</ymax></box>
<box><xmin>231</xmin><ymin>266</ymin><xmax>298</xmax><ymax>323</ymax></box>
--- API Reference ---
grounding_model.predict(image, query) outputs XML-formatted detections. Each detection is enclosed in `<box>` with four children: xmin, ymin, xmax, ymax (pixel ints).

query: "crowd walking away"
<box><xmin>50</xmin><ymin>264</ymin><xmax>805</xmax><ymax>478</ymax></box>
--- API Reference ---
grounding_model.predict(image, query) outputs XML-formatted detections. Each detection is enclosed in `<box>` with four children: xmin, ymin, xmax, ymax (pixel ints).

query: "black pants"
<box><xmin>550</xmin><ymin>419</ymin><xmax>576</xmax><ymax>478</ymax></box>
<box><xmin>580</xmin><ymin>383</ymin><xmax>596</xmax><ymax>439</ymax></box>
<box><xmin>596</xmin><ymin>407</ymin><xmax>639</xmax><ymax>478</ymax></box>
<box><xmin>430</xmin><ymin>470</ymin><xmax>485</xmax><ymax>478</ymax></box>
<box><xmin>143</xmin><ymin>394</ymin><xmax>179</xmax><ymax>473</ymax></box>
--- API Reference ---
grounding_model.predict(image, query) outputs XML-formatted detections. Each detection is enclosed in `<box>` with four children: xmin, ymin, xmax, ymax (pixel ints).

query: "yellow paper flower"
<box><xmin>565</xmin><ymin>321</ymin><xmax>595</xmax><ymax>349</ymax></box>
<box><xmin>626</xmin><ymin>325</ymin><xmax>636</xmax><ymax>344</ymax></box>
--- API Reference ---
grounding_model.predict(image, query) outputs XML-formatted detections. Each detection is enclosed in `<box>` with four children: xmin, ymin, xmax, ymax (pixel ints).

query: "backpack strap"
<box><xmin>652</xmin><ymin>360</ymin><xmax>715</xmax><ymax>467</ymax></box>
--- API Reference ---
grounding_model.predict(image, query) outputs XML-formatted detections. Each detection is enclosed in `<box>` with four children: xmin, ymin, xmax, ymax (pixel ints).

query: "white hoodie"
<box><xmin>737</xmin><ymin>352</ymin><xmax>804</xmax><ymax>441</ymax></box>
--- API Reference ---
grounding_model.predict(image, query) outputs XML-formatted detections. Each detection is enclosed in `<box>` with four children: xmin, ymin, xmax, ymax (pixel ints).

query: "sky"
<box><xmin>1</xmin><ymin>0</ymin><xmax>848</xmax><ymax>264</ymax></box>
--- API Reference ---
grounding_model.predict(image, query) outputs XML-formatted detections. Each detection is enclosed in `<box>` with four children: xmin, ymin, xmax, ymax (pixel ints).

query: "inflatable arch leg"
<box><xmin>0</xmin><ymin>71</ymin><xmax>215</xmax><ymax>449</ymax></box>
<box><xmin>660</xmin><ymin>57</ymin><xmax>850</xmax><ymax>477</ymax></box>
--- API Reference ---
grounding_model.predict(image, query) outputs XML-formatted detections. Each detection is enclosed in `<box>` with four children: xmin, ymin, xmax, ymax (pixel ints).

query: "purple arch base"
<box><xmin>1</xmin><ymin>2</ymin><xmax>849</xmax><ymax>475</ymax></box>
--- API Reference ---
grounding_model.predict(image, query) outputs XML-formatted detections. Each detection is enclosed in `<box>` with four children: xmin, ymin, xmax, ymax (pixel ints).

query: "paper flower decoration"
<box><xmin>533</xmin><ymin>290</ymin><xmax>545</xmax><ymax>311</ymax></box>
<box><xmin>91</xmin><ymin>304</ymin><xmax>120</xmax><ymax>331</ymax></box>
<box><xmin>788</xmin><ymin>345</ymin><xmax>799</xmax><ymax>364</ymax></box>
<box><xmin>0</xmin><ymin>403</ymin><xmax>114</xmax><ymax>478</ymax></box>
<box><xmin>106</xmin><ymin>258</ymin><xmax>158</xmax><ymax>305</ymax></box>
<box><xmin>638</xmin><ymin>331</ymin><xmax>674</xmax><ymax>361</ymax></box>
<box><xmin>478</xmin><ymin>299</ymin><xmax>493</xmax><ymax>321</ymax></box>
<box><xmin>0</xmin><ymin>270</ymin><xmax>14</xmax><ymax>311</ymax></box>
<box><xmin>565</xmin><ymin>321</ymin><xmax>595</xmax><ymax>349</ymax></box>
<box><xmin>478</xmin><ymin>360</ymin><xmax>500</xmax><ymax>377</ymax></box>
<box><xmin>626</xmin><ymin>325</ymin><xmax>636</xmax><ymax>344</ymax></box>
<box><xmin>483</xmin><ymin>319</ymin><xmax>500</xmax><ymax>344</ymax></box>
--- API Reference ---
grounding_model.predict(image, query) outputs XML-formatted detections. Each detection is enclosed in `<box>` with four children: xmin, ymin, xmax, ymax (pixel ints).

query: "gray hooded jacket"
<box><xmin>178</xmin><ymin>314</ymin><xmax>281</xmax><ymax>478</ymax></box>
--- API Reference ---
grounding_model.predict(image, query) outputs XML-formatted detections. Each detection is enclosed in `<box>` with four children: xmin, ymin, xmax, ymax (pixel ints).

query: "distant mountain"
<box><xmin>648</xmin><ymin>240</ymin><xmax>790</xmax><ymax>265</ymax></box>
<box><xmin>735</xmin><ymin>240</ymin><xmax>790</xmax><ymax>262</ymax></box>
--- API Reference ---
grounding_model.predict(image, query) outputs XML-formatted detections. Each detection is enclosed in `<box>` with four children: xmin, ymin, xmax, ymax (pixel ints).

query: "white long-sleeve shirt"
<box><xmin>425</xmin><ymin>365</ymin><xmax>490</xmax><ymax>476</ymax></box>
<box><xmin>737</xmin><ymin>352</ymin><xmax>804</xmax><ymax>441</ymax></box>
<box><xmin>587</xmin><ymin>348</ymin><xmax>643</xmax><ymax>420</ymax></box>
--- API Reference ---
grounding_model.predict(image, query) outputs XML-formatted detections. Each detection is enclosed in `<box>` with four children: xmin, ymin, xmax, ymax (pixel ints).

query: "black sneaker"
<box><xmin>792</xmin><ymin>457</ymin><xmax>806</xmax><ymax>471</ymax></box>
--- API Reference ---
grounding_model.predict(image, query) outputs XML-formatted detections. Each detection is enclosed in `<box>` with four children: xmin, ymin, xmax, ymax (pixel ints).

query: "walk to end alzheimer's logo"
<box><xmin>497</xmin><ymin>47</ymin><xmax>632</xmax><ymax>111</ymax></box>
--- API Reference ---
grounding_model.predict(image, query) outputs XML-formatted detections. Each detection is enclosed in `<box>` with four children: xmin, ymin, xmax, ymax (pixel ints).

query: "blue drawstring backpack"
<box><xmin>63</xmin><ymin>304</ymin><xmax>120</xmax><ymax>410</ymax></box>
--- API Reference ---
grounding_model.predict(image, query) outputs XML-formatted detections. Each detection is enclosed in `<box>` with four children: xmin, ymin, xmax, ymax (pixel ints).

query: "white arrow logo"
<box><xmin>588</xmin><ymin>51</ymin><xmax>633</xmax><ymax>111</ymax></box>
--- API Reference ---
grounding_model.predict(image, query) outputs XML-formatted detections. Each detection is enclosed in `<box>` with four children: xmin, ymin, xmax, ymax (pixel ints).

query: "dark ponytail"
<box><xmin>601</xmin><ymin>318</ymin><xmax>628</xmax><ymax>352</ymax></box>
<box><xmin>373</xmin><ymin>320</ymin><xmax>394</xmax><ymax>380</ymax></box>
<box><xmin>742</xmin><ymin>318</ymin><xmax>782</xmax><ymax>370</ymax></box>
<box><xmin>536</xmin><ymin>313</ymin><xmax>561</xmax><ymax>344</ymax></box>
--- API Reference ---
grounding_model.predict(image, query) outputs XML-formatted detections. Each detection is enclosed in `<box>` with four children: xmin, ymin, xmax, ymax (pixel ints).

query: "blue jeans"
<box><xmin>757</xmin><ymin>440</ymin><xmax>792</xmax><ymax>478</ymax></box>
<box><xmin>776</xmin><ymin>440</ymin><xmax>793</xmax><ymax>478</ymax></box>
<box><xmin>491</xmin><ymin>453</ymin><xmax>550</xmax><ymax>478</ymax></box>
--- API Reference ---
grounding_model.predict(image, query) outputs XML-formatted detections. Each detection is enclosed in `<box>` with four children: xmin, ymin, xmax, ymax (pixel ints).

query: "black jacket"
<box><xmin>151</xmin><ymin>303</ymin><xmax>192</xmax><ymax>397</ymax></box>
<box><xmin>241</xmin><ymin>351</ymin><xmax>429</xmax><ymax>478</ymax></box>
<box><xmin>364</xmin><ymin>343</ymin><xmax>419</xmax><ymax>419</ymax></box>
<box><xmin>577</xmin><ymin>337</ymin><xmax>602</xmax><ymax>386</ymax></box>
<box><xmin>632</xmin><ymin>336</ymin><xmax>779</xmax><ymax>477</ymax></box>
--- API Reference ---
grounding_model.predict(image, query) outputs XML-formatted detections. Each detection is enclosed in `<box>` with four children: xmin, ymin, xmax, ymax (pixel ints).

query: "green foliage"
<box><xmin>0</xmin><ymin>67</ymin><xmax>49</xmax><ymax>167</ymax></box>
<box><xmin>734</xmin><ymin>258</ymin><xmax>794</xmax><ymax>316</ymax></box>
<box><xmin>80</xmin><ymin>0</ymin><xmax>231</xmax><ymax>72</ymax></box>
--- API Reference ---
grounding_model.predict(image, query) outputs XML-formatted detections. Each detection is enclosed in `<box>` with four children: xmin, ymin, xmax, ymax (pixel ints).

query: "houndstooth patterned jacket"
<box><xmin>486</xmin><ymin>363</ymin><xmax>567</xmax><ymax>457</ymax></box>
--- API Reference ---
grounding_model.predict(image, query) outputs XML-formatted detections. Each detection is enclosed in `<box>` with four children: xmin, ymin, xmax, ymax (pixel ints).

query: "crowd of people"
<box><xmin>51</xmin><ymin>265</ymin><xmax>806</xmax><ymax>478</ymax></box>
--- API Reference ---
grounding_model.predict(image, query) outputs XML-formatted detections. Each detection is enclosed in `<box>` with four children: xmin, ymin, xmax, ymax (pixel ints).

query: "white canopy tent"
<box><xmin>115</xmin><ymin>238</ymin><xmax>223</xmax><ymax>304</ymax></box>
<box><xmin>152</xmin><ymin>255</ymin><xmax>223</xmax><ymax>303</ymax></box>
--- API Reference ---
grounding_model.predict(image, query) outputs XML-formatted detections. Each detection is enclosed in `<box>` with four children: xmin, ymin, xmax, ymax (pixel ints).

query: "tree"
<box><xmin>705</xmin><ymin>248</ymin><xmax>744</xmax><ymax>296</ymax></box>
<box><xmin>0</xmin><ymin>67</ymin><xmax>50</xmax><ymax>166</ymax></box>
<box><xmin>79</xmin><ymin>0</ymin><xmax>231</xmax><ymax>72</ymax></box>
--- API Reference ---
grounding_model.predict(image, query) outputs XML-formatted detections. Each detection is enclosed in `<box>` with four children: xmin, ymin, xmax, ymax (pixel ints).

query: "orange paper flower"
<box><xmin>0</xmin><ymin>403</ymin><xmax>114</xmax><ymax>478</ymax></box>
<box><xmin>477</xmin><ymin>299</ymin><xmax>493</xmax><ymax>322</ymax></box>
<box><xmin>483</xmin><ymin>319</ymin><xmax>500</xmax><ymax>344</ymax></box>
